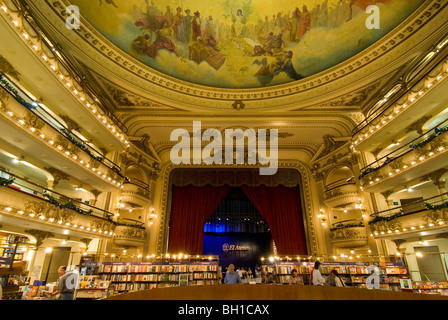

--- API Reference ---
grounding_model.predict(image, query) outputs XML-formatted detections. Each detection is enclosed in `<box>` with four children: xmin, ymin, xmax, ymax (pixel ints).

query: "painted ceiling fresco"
<box><xmin>69</xmin><ymin>0</ymin><xmax>425</xmax><ymax>89</ymax></box>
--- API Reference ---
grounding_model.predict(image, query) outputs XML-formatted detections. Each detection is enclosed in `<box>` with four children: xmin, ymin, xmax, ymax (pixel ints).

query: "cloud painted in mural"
<box><xmin>70</xmin><ymin>0</ymin><xmax>424</xmax><ymax>89</ymax></box>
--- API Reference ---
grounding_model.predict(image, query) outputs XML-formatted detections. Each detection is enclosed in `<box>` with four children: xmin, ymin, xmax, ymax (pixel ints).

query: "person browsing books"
<box><xmin>289</xmin><ymin>269</ymin><xmax>302</xmax><ymax>285</ymax></box>
<box><xmin>51</xmin><ymin>266</ymin><xmax>77</xmax><ymax>300</ymax></box>
<box><xmin>311</xmin><ymin>261</ymin><xmax>326</xmax><ymax>286</ymax></box>
<box><xmin>325</xmin><ymin>269</ymin><xmax>346</xmax><ymax>287</ymax></box>
<box><xmin>224</xmin><ymin>264</ymin><xmax>242</xmax><ymax>284</ymax></box>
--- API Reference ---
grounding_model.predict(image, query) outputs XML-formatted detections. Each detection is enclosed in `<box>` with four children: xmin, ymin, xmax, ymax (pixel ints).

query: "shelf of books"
<box><xmin>86</xmin><ymin>260</ymin><xmax>219</xmax><ymax>293</ymax></box>
<box><xmin>262</xmin><ymin>261</ymin><xmax>409</xmax><ymax>290</ymax></box>
<box><xmin>412</xmin><ymin>281</ymin><xmax>448</xmax><ymax>295</ymax></box>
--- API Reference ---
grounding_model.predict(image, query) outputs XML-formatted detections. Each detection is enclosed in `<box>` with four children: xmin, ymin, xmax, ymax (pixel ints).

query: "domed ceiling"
<box><xmin>69</xmin><ymin>0</ymin><xmax>424</xmax><ymax>89</ymax></box>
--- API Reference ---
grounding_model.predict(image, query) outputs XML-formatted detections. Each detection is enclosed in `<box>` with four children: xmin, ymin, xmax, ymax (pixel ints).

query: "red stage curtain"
<box><xmin>241</xmin><ymin>185</ymin><xmax>307</xmax><ymax>255</ymax></box>
<box><xmin>168</xmin><ymin>185</ymin><xmax>231</xmax><ymax>255</ymax></box>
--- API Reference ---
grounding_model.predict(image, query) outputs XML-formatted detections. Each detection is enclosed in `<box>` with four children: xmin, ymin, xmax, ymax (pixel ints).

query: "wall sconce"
<box><xmin>318</xmin><ymin>209</ymin><xmax>327</xmax><ymax>226</ymax></box>
<box><xmin>149</xmin><ymin>208</ymin><xmax>158</xmax><ymax>219</ymax></box>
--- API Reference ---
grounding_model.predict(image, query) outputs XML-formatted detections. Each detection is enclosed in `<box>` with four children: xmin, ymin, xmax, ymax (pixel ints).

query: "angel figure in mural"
<box><xmin>130</xmin><ymin>33</ymin><xmax>152</xmax><ymax>59</ymax></box>
<box><xmin>253</xmin><ymin>51</ymin><xmax>302</xmax><ymax>86</ymax></box>
<box><xmin>145</xmin><ymin>22</ymin><xmax>179</xmax><ymax>59</ymax></box>
<box><xmin>231</xmin><ymin>9</ymin><xmax>248</xmax><ymax>38</ymax></box>
<box><xmin>99</xmin><ymin>0</ymin><xmax>118</xmax><ymax>8</ymax></box>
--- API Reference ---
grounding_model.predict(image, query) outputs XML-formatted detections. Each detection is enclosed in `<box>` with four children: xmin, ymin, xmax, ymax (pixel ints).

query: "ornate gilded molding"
<box><xmin>422</xmin><ymin>209</ymin><xmax>448</xmax><ymax>226</ymax></box>
<box><xmin>0</xmin><ymin>55</ymin><xmax>21</xmax><ymax>80</ymax></box>
<box><xmin>318</xmin><ymin>81</ymin><xmax>383</xmax><ymax>107</ymax></box>
<box><xmin>79</xmin><ymin>238</ymin><xmax>94</xmax><ymax>249</ymax></box>
<box><xmin>24</xmin><ymin>229</ymin><xmax>54</xmax><ymax>248</ymax></box>
<box><xmin>169</xmin><ymin>167</ymin><xmax>302</xmax><ymax>187</ymax></box>
<box><xmin>369</xmin><ymin>219</ymin><xmax>403</xmax><ymax>235</ymax></box>
<box><xmin>24</xmin><ymin>111</ymin><xmax>45</xmax><ymax>130</ymax></box>
<box><xmin>44</xmin><ymin>167</ymin><xmax>70</xmax><ymax>186</ymax></box>
<box><xmin>113</xmin><ymin>225</ymin><xmax>147</xmax><ymax>248</ymax></box>
<box><xmin>329</xmin><ymin>226</ymin><xmax>368</xmax><ymax>248</ymax></box>
<box><xmin>391</xmin><ymin>239</ymin><xmax>407</xmax><ymax>250</ymax></box>
<box><xmin>59</xmin><ymin>115</ymin><xmax>81</xmax><ymax>132</ymax></box>
<box><xmin>406</xmin><ymin>115</ymin><xmax>433</xmax><ymax>135</ymax></box>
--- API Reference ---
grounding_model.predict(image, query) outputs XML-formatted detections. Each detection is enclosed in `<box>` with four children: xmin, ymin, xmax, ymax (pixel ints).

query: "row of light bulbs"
<box><xmin>3</xmin><ymin>107</ymin><xmax>124</xmax><ymax>187</ymax></box>
<box><xmin>0</xmin><ymin>3</ymin><xmax>130</xmax><ymax>148</ymax></box>
<box><xmin>3</xmin><ymin>206</ymin><xmax>115</xmax><ymax>236</ymax></box>
<box><xmin>259</xmin><ymin>250</ymin><xmax>396</xmax><ymax>263</ymax></box>
<box><xmin>352</xmin><ymin>60</ymin><xmax>448</xmax><ymax>149</ymax></box>
<box><xmin>98</xmin><ymin>252</ymin><xmax>218</xmax><ymax>260</ymax></box>
<box><xmin>371</xmin><ymin>220</ymin><xmax>446</xmax><ymax>237</ymax></box>
<box><xmin>360</xmin><ymin>144</ymin><xmax>446</xmax><ymax>188</ymax></box>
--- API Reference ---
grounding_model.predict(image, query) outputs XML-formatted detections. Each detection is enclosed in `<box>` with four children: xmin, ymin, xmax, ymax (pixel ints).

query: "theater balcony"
<box><xmin>323</xmin><ymin>179</ymin><xmax>359</xmax><ymax>208</ymax></box>
<box><xmin>358</xmin><ymin>116</ymin><xmax>448</xmax><ymax>194</ymax></box>
<box><xmin>351</xmin><ymin>40</ymin><xmax>448</xmax><ymax>154</ymax></box>
<box><xmin>329</xmin><ymin>219</ymin><xmax>368</xmax><ymax>249</ymax></box>
<box><xmin>0</xmin><ymin>171</ymin><xmax>116</xmax><ymax>239</ymax></box>
<box><xmin>120</xmin><ymin>178</ymin><xmax>151</xmax><ymax>208</ymax></box>
<box><xmin>113</xmin><ymin>218</ymin><xmax>147</xmax><ymax>248</ymax></box>
<box><xmin>368</xmin><ymin>193</ymin><xmax>448</xmax><ymax>241</ymax></box>
<box><xmin>0</xmin><ymin>4</ymin><xmax>129</xmax><ymax>152</ymax></box>
<box><xmin>0</xmin><ymin>75</ymin><xmax>125</xmax><ymax>191</ymax></box>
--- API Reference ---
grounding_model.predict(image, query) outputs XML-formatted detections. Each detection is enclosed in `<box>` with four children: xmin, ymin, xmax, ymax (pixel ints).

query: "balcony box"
<box><xmin>329</xmin><ymin>226</ymin><xmax>368</xmax><ymax>248</ymax></box>
<box><xmin>324</xmin><ymin>182</ymin><xmax>359</xmax><ymax>208</ymax></box>
<box><xmin>114</xmin><ymin>220</ymin><xmax>147</xmax><ymax>248</ymax></box>
<box><xmin>120</xmin><ymin>182</ymin><xmax>151</xmax><ymax>208</ymax></box>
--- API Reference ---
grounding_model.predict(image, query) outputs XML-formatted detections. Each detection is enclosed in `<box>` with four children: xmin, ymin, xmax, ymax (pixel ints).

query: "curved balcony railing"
<box><xmin>352</xmin><ymin>37</ymin><xmax>448</xmax><ymax>137</ymax></box>
<box><xmin>329</xmin><ymin>219</ymin><xmax>368</xmax><ymax>249</ymax></box>
<box><xmin>324</xmin><ymin>178</ymin><xmax>356</xmax><ymax>191</ymax></box>
<box><xmin>116</xmin><ymin>218</ymin><xmax>146</xmax><ymax>230</ymax></box>
<box><xmin>330</xmin><ymin>219</ymin><xmax>365</xmax><ymax>232</ymax></box>
<box><xmin>2</xmin><ymin>0</ymin><xmax>128</xmax><ymax>134</ymax></box>
<box><xmin>113</xmin><ymin>218</ymin><xmax>147</xmax><ymax>248</ymax></box>
<box><xmin>0</xmin><ymin>73</ymin><xmax>127</xmax><ymax>181</ymax></box>
<box><xmin>0</xmin><ymin>168</ymin><xmax>144</xmax><ymax>230</ymax></box>
<box><xmin>359</xmin><ymin>117</ymin><xmax>448</xmax><ymax>181</ymax></box>
<box><xmin>125</xmin><ymin>178</ymin><xmax>149</xmax><ymax>190</ymax></box>
<box><xmin>120</xmin><ymin>179</ymin><xmax>151</xmax><ymax>207</ymax></box>
<box><xmin>368</xmin><ymin>192</ymin><xmax>448</xmax><ymax>227</ymax></box>
<box><xmin>324</xmin><ymin>179</ymin><xmax>359</xmax><ymax>208</ymax></box>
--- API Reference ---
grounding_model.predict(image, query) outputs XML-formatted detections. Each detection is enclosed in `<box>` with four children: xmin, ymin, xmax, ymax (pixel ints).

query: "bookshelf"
<box><xmin>412</xmin><ymin>281</ymin><xmax>448</xmax><ymax>295</ymax></box>
<box><xmin>262</xmin><ymin>261</ymin><xmax>410</xmax><ymax>290</ymax></box>
<box><xmin>90</xmin><ymin>260</ymin><xmax>219</xmax><ymax>293</ymax></box>
<box><xmin>2</xmin><ymin>248</ymin><xmax>24</xmax><ymax>262</ymax></box>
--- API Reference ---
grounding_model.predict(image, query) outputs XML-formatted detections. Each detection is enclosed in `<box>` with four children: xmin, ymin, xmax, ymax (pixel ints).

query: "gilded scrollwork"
<box><xmin>329</xmin><ymin>226</ymin><xmax>368</xmax><ymax>248</ymax></box>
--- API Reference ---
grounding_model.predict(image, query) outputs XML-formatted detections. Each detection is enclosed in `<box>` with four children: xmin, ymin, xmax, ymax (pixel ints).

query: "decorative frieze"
<box><xmin>329</xmin><ymin>226</ymin><xmax>368</xmax><ymax>248</ymax></box>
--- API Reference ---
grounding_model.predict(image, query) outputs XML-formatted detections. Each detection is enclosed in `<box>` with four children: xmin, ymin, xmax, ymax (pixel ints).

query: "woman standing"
<box><xmin>311</xmin><ymin>261</ymin><xmax>326</xmax><ymax>285</ymax></box>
